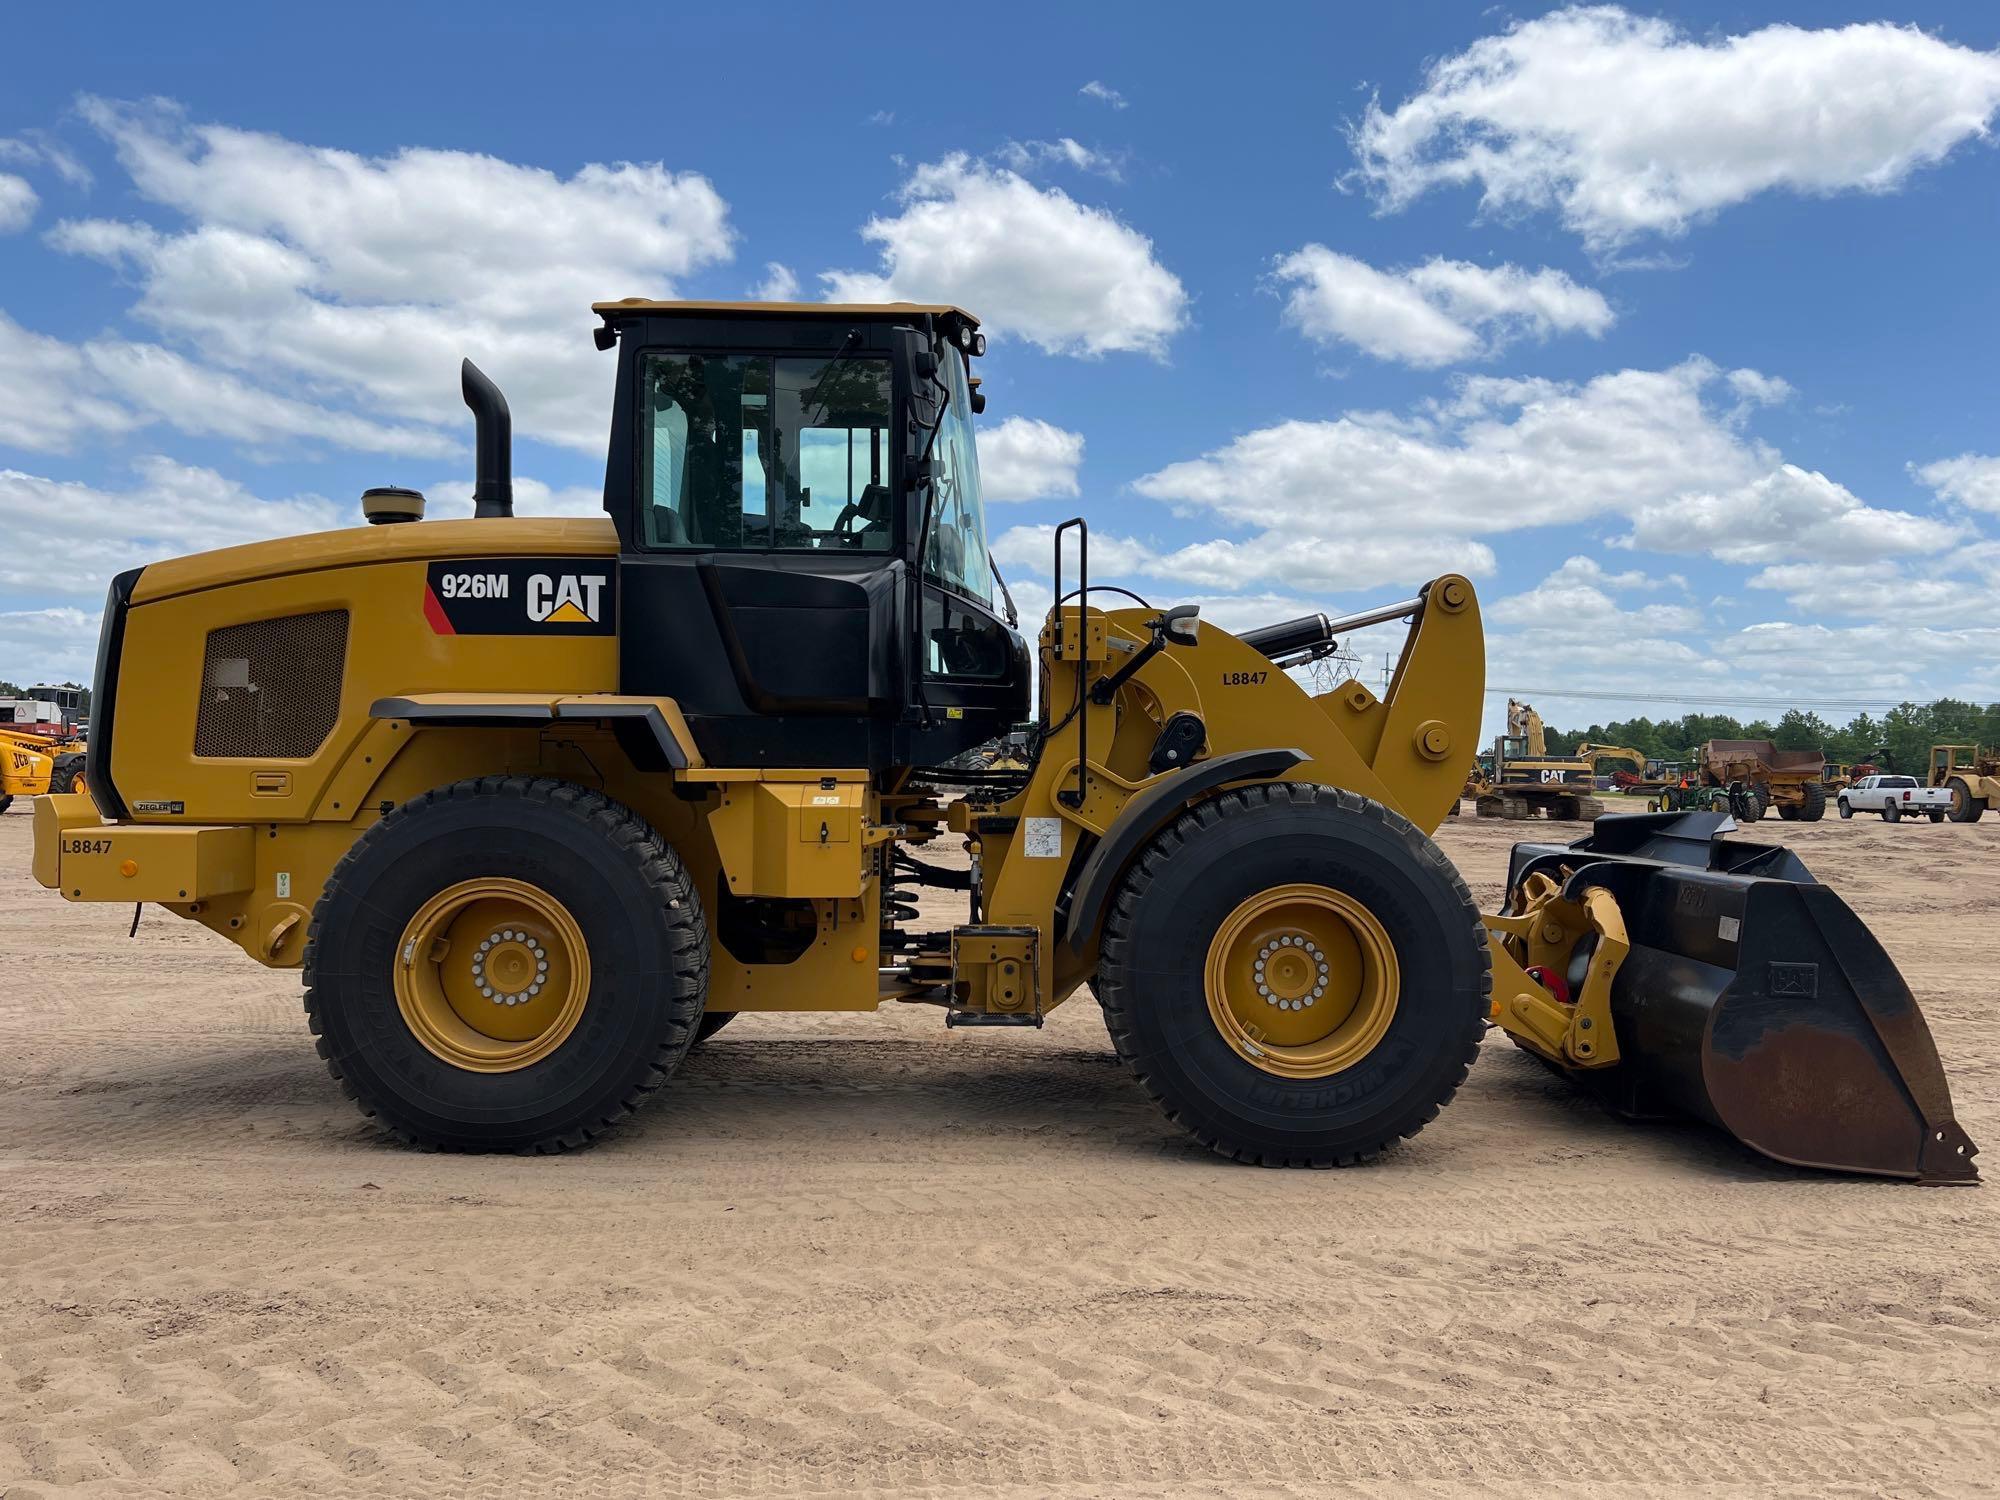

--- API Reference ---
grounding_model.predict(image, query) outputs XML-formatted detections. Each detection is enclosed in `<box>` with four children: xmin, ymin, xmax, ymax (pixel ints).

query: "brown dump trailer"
<box><xmin>1701</xmin><ymin>739</ymin><xmax>1828</xmax><ymax>822</ymax></box>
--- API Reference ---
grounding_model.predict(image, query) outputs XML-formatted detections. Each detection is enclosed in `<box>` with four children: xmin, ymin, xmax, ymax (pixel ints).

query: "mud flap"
<box><xmin>1506</xmin><ymin>812</ymin><xmax>1979</xmax><ymax>1184</ymax></box>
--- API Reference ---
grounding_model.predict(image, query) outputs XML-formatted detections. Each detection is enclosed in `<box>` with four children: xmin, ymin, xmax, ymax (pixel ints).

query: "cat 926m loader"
<box><xmin>31</xmin><ymin>301</ymin><xmax>1978</xmax><ymax>1182</ymax></box>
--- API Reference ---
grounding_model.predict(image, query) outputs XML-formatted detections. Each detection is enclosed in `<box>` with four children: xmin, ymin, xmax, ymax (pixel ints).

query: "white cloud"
<box><xmin>978</xmin><ymin>416</ymin><xmax>1084</xmax><ymax>501</ymax></box>
<box><xmin>0</xmin><ymin>311</ymin><xmax>451</xmax><ymax>458</ymax></box>
<box><xmin>753</xmin><ymin>261</ymin><xmax>800</xmax><ymax>300</ymax></box>
<box><xmin>1080</xmin><ymin>81</ymin><xmax>1128</xmax><ymax>111</ymax></box>
<box><xmin>821</xmin><ymin>154</ymin><xmax>1187</xmax><ymax>358</ymax></box>
<box><xmin>991</xmin><ymin>522</ymin><xmax>1493</xmax><ymax>596</ymax></box>
<box><xmin>0</xmin><ymin>173</ymin><xmax>37</xmax><ymax>233</ymax></box>
<box><xmin>1273</xmin><ymin>246</ymin><xmax>1611</xmax><ymax>366</ymax></box>
<box><xmin>996</xmin><ymin>138</ymin><xmax>1125</xmax><ymax>181</ymax></box>
<box><xmin>1488</xmin><ymin>555</ymin><xmax>1700</xmax><ymax>633</ymax></box>
<box><xmin>0</xmin><ymin>458</ymin><xmax>346</xmax><ymax>595</ymax></box>
<box><xmin>1915</xmin><ymin>452</ymin><xmax>2000</xmax><ymax>514</ymax></box>
<box><xmin>1747</xmin><ymin>557</ymin><xmax>1996</xmax><ymax>628</ymax></box>
<box><xmin>1619</xmin><ymin>463</ymin><xmax>1965</xmax><ymax>564</ymax></box>
<box><xmin>0</xmin><ymin>132</ymin><xmax>93</xmax><ymax>189</ymax></box>
<box><xmin>0</xmin><ymin>606</ymin><xmax>100</xmax><ymax>684</ymax></box>
<box><xmin>50</xmin><ymin>97</ymin><xmax>736</xmax><ymax>453</ymax></box>
<box><xmin>422</xmin><ymin>474</ymin><xmax>605</xmax><ymax>519</ymax></box>
<box><xmin>1350</xmin><ymin>7</ymin><xmax>2000</xmax><ymax>250</ymax></box>
<box><xmin>866</xmin><ymin>110</ymin><xmax>895</xmax><ymax>127</ymax></box>
<box><xmin>1134</xmin><ymin>358</ymin><xmax>1776</xmax><ymax>538</ymax></box>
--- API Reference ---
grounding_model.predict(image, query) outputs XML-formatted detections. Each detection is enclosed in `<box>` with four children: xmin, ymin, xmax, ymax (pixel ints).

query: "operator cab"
<box><xmin>595</xmin><ymin>301</ymin><xmax>1029</xmax><ymax>772</ymax></box>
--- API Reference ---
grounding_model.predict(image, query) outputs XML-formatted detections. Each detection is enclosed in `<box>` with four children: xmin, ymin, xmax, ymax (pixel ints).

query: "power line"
<box><xmin>1487</xmin><ymin>685</ymin><xmax>1960</xmax><ymax>711</ymax></box>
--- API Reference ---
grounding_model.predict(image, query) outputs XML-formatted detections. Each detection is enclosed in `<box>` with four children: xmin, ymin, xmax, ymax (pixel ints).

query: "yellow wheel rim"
<box><xmin>392</xmin><ymin>878</ymin><xmax>590</xmax><ymax>1073</ymax></box>
<box><xmin>1203</xmin><ymin>883</ymin><xmax>1400</xmax><ymax>1079</ymax></box>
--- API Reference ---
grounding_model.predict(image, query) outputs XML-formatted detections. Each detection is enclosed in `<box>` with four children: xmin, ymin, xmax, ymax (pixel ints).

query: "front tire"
<box><xmin>1096</xmin><ymin>783</ymin><xmax>1490</xmax><ymax>1167</ymax></box>
<box><xmin>1948</xmin><ymin>778</ymin><xmax>1984</xmax><ymax>823</ymax></box>
<box><xmin>304</xmin><ymin>776</ymin><xmax>708</xmax><ymax>1151</ymax></box>
<box><xmin>1838</xmin><ymin>798</ymin><xmax>1854</xmax><ymax>819</ymax></box>
<box><xmin>1798</xmin><ymin>780</ymin><xmax>1827</xmax><ymax>822</ymax></box>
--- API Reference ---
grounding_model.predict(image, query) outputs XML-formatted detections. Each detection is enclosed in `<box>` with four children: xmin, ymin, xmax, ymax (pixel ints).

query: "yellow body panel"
<box><xmin>46</xmin><ymin>820</ymin><xmax>256</xmax><ymax>904</ymax></box>
<box><xmin>132</xmin><ymin>517</ymin><xmax>617</xmax><ymax>603</ymax></box>
<box><xmin>707</xmin><ymin>779</ymin><xmax>869</xmax><ymax>899</ymax></box>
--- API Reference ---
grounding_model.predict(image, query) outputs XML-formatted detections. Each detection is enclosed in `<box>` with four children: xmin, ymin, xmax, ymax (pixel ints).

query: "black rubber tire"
<box><xmin>1948</xmin><ymin>778</ymin><xmax>1984</xmax><ymax>823</ymax></box>
<box><xmin>1777</xmin><ymin>804</ymin><xmax>1799</xmax><ymax>821</ymax></box>
<box><xmin>1798</xmin><ymin>781</ymin><xmax>1826</xmax><ymax>822</ymax></box>
<box><xmin>1929</xmin><ymin>809</ymin><xmax>1946</xmax><ymax>823</ymax></box>
<box><xmin>48</xmin><ymin>752</ymin><xmax>86</xmax><ymax>795</ymax></box>
<box><xmin>1728</xmin><ymin>782</ymin><xmax>1760</xmax><ymax>822</ymax></box>
<box><xmin>0</xmin><ymin>794</ymin><xmax>12</xmax><ymax>814</ymax></box>
<box><xmin>691</xmin><ymin>1011</ymin><xmax>737</xmax><ymax>1044</ymax></box>
<box><xmin>1882</xmin><ymin>800</ymin><xmax>1901</xmax><ymax>823</ymax></box>
<box><xmin>1838</xmin><ymin>798</ymin><xmax>1854</xmax><ymax>819</ymax></box>
<box><xmin>1095</xmin><ymin>782</ymin><xmax>1490</xmax><ymax>1167</ymax></box>
<box><xmin>303</xmin><ymin>776</ymin><xmax>709</xmax><ymax>1151</ymax></box>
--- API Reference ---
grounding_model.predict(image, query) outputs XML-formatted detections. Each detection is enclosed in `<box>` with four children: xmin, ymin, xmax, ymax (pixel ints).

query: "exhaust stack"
<box><xmin>461</xmin><ymin>359</ymin><xmax>513</xmax><ymax>519</ymax></box>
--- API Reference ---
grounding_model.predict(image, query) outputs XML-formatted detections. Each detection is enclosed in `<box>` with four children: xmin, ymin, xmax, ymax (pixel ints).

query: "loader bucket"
<box><xmin>1506</xmin><ymin>812</ymin><xmax>1979</xmax><ymax>1184</ymax></box>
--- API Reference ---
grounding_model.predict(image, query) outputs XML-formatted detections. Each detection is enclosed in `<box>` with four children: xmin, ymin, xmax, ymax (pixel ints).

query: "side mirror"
<box><xmin>970</xmin><ymin>390</ymin><xmax>987</xmax><ymax>415</ymax></box>
<box><xmin>1162</xmin><ymin>604</ymin><xmax>1200</xmax><ymax>644</ymax></box>
<box><xmin>913</xmin><ymin>348</ymin><xmax>938</xmax><ymax>381</ymax></box>
<box><xmin>906</xmin><ymin>456</ymin><xmax>934</xmax><ymax>491</ymax></box>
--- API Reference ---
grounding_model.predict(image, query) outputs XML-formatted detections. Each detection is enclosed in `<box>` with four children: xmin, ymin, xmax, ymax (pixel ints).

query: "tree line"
<box><xmin>1540</xmin><ymin>700</ymin><xmax>2000</xmax><ymax>776</ymax></box>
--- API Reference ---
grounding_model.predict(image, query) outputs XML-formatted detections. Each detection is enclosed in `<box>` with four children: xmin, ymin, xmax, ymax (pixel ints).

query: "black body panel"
<box><xmin>603</xmin><ymin>307</ymin><xmax>1028</xmax><ymax>772</ymax></box>
<box><xmin>84</xmin><ymin>568</ymin><xmax>141</xmax><ymax>821</ymax></box>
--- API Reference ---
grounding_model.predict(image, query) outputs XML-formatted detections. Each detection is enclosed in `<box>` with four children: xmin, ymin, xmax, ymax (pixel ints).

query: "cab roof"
<box><xmin>593</xmin><ymin>298</ymin><xmax>979</xmax><ymax>327</ymax></box>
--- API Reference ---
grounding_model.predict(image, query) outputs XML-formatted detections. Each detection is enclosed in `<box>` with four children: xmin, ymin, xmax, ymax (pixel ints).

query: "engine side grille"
<box><xmin>194</xmin><ymin>609</ymin><xmax>350</xmax><ymax>759</ymax></box>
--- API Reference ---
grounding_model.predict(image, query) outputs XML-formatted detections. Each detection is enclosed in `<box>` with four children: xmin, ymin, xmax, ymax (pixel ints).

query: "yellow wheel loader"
<box><xmin>30</xmin><ymin>301</ymin><xmax>1978</xmax><ymax>1181</ymax></box>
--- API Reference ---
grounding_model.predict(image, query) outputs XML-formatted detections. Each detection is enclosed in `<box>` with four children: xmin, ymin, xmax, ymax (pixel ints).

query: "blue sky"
<box><xmin>3</xmin><ymin>3</ymin><xmax>1999</xmax><ymax>736</ymax></box>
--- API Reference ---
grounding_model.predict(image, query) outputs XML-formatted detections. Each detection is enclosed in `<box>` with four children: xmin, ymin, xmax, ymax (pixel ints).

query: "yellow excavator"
<box><xmin>1473</xmin><ymin>699</ymin><xmax>1601</xmax><ymax>820</ymax></box>
<box><xmin>27</xmin><ymin>300</ymin><xmax>1977</xmax><ymax>1182</ymax></box>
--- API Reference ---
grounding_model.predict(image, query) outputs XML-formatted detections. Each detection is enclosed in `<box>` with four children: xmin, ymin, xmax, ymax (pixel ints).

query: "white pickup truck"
<box><xmin>1837</xmin><ymin>774</ymin><xmax>1952</xmax><ymax>823</ymax></box>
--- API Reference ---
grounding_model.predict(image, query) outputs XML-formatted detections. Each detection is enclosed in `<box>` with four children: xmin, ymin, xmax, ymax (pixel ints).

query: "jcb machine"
<box><xmin>31</xmin><ymin>301</ymin><xmax>1977</xmax><ymax>1181</ymax></box>
<box><xmin>1474</xmin><ymin>699</ymin><xmax>1602</xmax><ymax>821</ymax></box>
<box><xmin>1</xmin><ymin>700</ymin><xmax>87</xmax><ymax>814</ymax></box>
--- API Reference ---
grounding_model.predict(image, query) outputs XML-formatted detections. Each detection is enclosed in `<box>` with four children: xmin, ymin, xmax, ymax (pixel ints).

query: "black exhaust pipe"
<box><xmin>461</xmin><ymin>359</ymin><xmax>513</xmax><ymax>519</ymax></box>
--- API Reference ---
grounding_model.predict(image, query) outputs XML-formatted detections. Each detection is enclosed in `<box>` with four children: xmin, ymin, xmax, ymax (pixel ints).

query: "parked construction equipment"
<box><xmin>1931</xmin><ymin>745</ymin><xmax>2000</xmax><ymax>823</ymax></box>
<box><xmin>1474</xmin><ymin>700</ymin><xmax>1602</xmax><ymax>821</ymax></box>
<box><xmin>1693</xmin><ymin>739</ymin><xmax>1827</xmax><ymax>822</ymax></box>
<box><xmin>27</xmin><ymin>300</ymin><xmax>1977</xmax><ymax>1182</ymax></box>
<box><xmin>1</xmin><ymin>700</ymin><xmax>86</xmax><ymax>813</ymax></box>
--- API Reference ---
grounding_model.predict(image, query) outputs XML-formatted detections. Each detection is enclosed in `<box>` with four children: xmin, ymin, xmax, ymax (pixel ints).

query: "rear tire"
<box><xmin>304</xmin><ymin>776</ymin><xmax>709</xmax><ymax>1151</ymax></box>
<box><xmin>1929</xmin><ymin>808</ymin><xmax>1946</xmax><ymax>823</ymax></box>
<box><xmin>1948</xmin><ymin>778</ymin><xmax>1984</xmax><ymax>823</ymax></box>
<box><xmin>1798</xmin><ymin>781</ymin><xmax>1826</xmax><ymax>822</ymax></box>
<box><xmin>1883</xmin><ymin>800</ymin><xmax>1901</xmax><ymax>823</ymax></box>
<box><xmin>0</xmin><ymin>794</ymin><xmax>12</xmax><ymax>814</ymax></box>
<box><xmin>1096</xmin><ymin>783</ymin><xmax>1490</xmax><ymax>1167</ymax></box>
<box><xmin>692</xmin><ymin>1011</ymin><xmax>737</xmax><ymax>1044</ymax></box>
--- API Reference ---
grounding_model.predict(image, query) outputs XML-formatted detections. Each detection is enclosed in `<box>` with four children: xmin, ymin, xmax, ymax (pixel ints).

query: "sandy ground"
<box><xmin>1</xmin><ymin>802</ymin><xmax>1995</xmax><ymax>1499</ymax></box>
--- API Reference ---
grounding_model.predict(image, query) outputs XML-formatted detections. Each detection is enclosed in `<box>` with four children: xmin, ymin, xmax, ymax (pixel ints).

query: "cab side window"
<box><xmin>641</xmin><ymin>352</ymin><xmax>892</xmax><ymax>551</ymax></box>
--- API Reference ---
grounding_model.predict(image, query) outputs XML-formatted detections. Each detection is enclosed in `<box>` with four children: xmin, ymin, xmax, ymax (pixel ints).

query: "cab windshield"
<box><xmin>921</xmin><ymin>348</ymin><xmax>993</xmax><ymax>605</ymax></box>
<box><xmin>640</xmin><ymin>352</ymin><xmax>895</xmax><ymax>551</ymax></box>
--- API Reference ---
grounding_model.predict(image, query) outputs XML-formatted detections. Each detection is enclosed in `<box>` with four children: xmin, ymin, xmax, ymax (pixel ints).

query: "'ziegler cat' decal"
<box><xmin>423</xmin><ymin>560</ymin><xmax>616</xmax><ymax>636</ymax></box>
